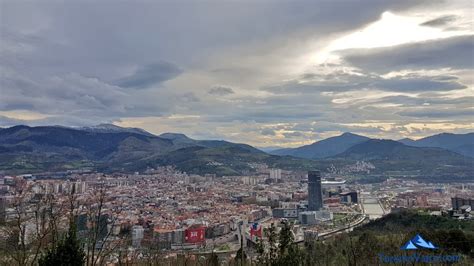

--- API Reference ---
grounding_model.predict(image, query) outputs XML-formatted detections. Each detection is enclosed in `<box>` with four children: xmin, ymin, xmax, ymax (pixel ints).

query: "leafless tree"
<box><xmin>0</xmin><ymin>184</ymin><xmax>67</xmax><ymax>266</ymax></box>
<box><xmin>81</xmin><ymin>185</ymin><xmax>124</xmax><ymax>266</ymax></box>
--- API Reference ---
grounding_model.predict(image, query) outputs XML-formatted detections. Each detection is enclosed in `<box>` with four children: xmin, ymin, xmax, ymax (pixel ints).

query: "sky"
<box><xmin>0</xmin><ymin>0</ymin><xmax>473</xmax><ymax>148</ymax></box>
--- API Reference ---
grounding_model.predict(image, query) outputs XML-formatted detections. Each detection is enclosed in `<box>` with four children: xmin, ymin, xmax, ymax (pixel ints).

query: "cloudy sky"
<box><xmin>0</xmin><ymin>0</ymin><xmax>473</xmax><ymax>147</ymax></box>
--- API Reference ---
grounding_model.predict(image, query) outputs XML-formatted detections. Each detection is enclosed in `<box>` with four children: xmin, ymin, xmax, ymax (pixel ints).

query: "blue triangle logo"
<box><xmin>401</xmin><ymin>240</ymin><xmax>418</xmax><ymax>250</ymax></box>
<box><xmin>411</xmin><ymin>234</ymin><xmax>437</xmax><ymax>249</ymax></box>
<box><xmin>401</xmin><ymin>234</ymin><xmax>438</xmax><ymax>250</ymax></box>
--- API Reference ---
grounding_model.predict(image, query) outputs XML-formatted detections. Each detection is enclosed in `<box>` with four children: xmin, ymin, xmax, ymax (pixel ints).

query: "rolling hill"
<box><xmin>0</xmin><ymin>125</ymin><xmax>472</xmax><ymax>180</ymax></box>
<box><xmin>332</xmin><ymin>139</ymin><xmax>473</xmax><ymax>181</ymax></box>
<box><xmin>271</xmin><ymin>132</ymin><xmax>369</xmax><ymax>159</ymax></box>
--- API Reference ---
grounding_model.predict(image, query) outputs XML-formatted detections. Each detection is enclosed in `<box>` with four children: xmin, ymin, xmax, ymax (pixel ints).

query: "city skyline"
<box><xmin>1</xmin><ymin>0</ymin><xmax>472</xmax><ymax>148</ymax></box>
<box><xmin>0</xmin><ymin>1</ymin><xmax>473</xmax><ymax>264</ymax></box>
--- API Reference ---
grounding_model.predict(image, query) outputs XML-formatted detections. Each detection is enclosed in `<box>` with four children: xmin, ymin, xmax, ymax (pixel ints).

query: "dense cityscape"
<box><xmin>1</xmin><ymin>0</ymin><xmax>473</xmax><ymax>265</ymax></box>
<box><xmin>1</xmin><ymin>163</ymin><xmax>472</xmax><ymax>264</ymax></box>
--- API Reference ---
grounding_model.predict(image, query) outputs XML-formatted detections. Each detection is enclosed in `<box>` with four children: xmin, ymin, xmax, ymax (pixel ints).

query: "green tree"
<box><xmin>39</xmin><ymin>187</ymin><xmax>85</xmax><ymax>266</ymax></box>
<box><xmin>278</xmin><ymin>220</ymin><xmax>293</xmax><ymax>256</ymax></box>
<box><xmin>38</xmin><ymin>222</ymin><xmax>85</xmax><ymax>266</ymax></box>
<box><xmin>275</xmin><ymin>220</ymin><xmax>304</xmax><ymax>266</ymax></box>
<box><xmin>255</xmin><ymin>221</ymin><xmax>305</xmax><ymax>266</ymax></box>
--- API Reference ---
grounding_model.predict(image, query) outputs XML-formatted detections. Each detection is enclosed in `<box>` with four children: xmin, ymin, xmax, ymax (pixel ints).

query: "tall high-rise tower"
<box><xmin>308</xmin><ymin>171</ymin><xmax>323</xmax><ymax>211</ymax></box>
<box><xmin>0</xmin><ymin>196</ymin><xmax>6</xmax><ymax>225</ymax></box>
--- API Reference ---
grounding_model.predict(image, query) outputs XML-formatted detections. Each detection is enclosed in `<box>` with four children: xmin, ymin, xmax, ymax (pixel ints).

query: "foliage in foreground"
<box><xmin>38</xmin><ymin>223</ymin><xmax>85</xmax><ymax>266</ymax></box>
<box><xmin>2</xmin><ymin>208</ymin><xmax>474</xmax><ymax>265</ymax></box>
<box><xmin>253</xmin><ymin>210</ymin><xmax>474</xmax><ymax>266</ymax></box>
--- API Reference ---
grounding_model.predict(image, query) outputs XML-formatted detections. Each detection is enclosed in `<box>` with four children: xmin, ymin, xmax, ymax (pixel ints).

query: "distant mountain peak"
<box><xmin>80</xmin><ymin>124</ymin><xmax>155</xmax><ymax>136</ymax></box>
<box><xmin>159</xmin><ymin>132</ymin><xmax>193</xmax><ymax>141</ymax></box>
<box><xmin>271</xmin><ymin>132</ymin><xmax>370</xmax><ymax>159</ymax></box>
<box><xmin>335</xmin><ymin>138</ymin><xmax>419</xmax><ymax>159</ymax></box>
<box><xmin>341</xmin><ymin>132</ymin><xmax>358</xmax><ymax>137</ymax></box>
<box><xmin>437</xmin><ymin>132</ymin><xmax>455</xmax><ymax>136</ymax></box>
<box><xmin>398</xmin><ymin>137</ymin><xmax>415</xmax><ymax>145</ymax></box>
<box><xmin>364</xmin><ymin>138</ymin><xmax>402</xmax><ymax>145</ymax></box>
<box><xmin>93</xmin><ymin>123</ymin><xmax>124</xmax><ymax>129</ymax></box>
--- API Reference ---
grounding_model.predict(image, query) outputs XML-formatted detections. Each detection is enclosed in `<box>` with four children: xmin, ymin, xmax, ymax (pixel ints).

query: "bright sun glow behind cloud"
<box><xmin>330</xmin><ymin>12</ymin><xmax>468</xmax><ymax>50</ymax></box>
<box><xmin>312</xmin><ymin>11</ymin><xmax>471</xmax><ymax>65</ymax></box>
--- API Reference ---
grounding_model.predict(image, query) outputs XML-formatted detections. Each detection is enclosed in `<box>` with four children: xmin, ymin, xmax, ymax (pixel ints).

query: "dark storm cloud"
<box><xmin>0</xmin><ymin>67</ymin><xmax>173</xmax><ymax>125</ymax></box>
<box><xmin>262</xmin><ymin>74</ymin><xmax>465</xmax><ymax>94</ymax></box>
<box><xmin>0</xmin><ymin>0</ymin><xmax>425</xmax><ymax>69</ymax></box>
<box><xmin>116</xmin><ymin>62</ymin><xmax>182</xmax><ymax>89</ymax></box>
<box><xmin>420</xmin><ymin>15</ymin><xmax>458</xmax><ymax>27</ymax></box>
<box><xmin>342</xmin><ymin>35</ymin><xmax>474</xmax><ymax>73</ymax></box>
<box><xmin>208</xmin><ymin>86</ymin><xmax>235</xmax><ymax>96</ymax></box>
<box><xmin>1</xmin><ymin>71</ymin><xmax>127</xmax><ymax>113</ymax></box>
<box><xmin>1</xmin><ymin>0</ymin><xmax>471</xmax><ymax>142</ymax></box>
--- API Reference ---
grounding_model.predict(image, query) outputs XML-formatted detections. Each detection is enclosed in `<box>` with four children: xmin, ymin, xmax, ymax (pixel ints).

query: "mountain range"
<box><xmin>271</xmin><ymin>132</ymin><xmax>474</xmax><ymax>159</ymax></box>
<box><xmin>0</xmin><ymin>125</ymin><xmax>472</xmax><ymax>181</ymax></box>
<box><xmin>0</xmin><ymin>125</ymin><xmax>316</xmax><ymax>176</ymax></box>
